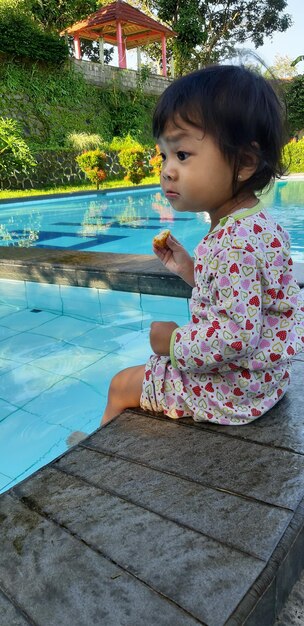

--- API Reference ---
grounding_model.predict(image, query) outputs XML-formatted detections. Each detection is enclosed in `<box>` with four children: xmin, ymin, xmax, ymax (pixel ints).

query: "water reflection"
<box><xmin>261</xmin><ymin>180</ymin><xmax>304</xmax><ymax>263</ymax></box>
<box><xmin>116</xmin><ymin>196</ymin><xmax>145</xmax><ymax>227</ymax></box>
<box><xmin>261</xmin><ymin>180</ymin><xmax>304</xmax><ymax>208</ymax></box>
<box><xmin>0</xmin><ymin>182</ymin><xmax>303</xmax><ymax>261</ymax></box>
<box><xmin>152</xmin><ymin>192</ymin><xmax>174</xmax><ymax>223</ymax></box>
<box><xmin>0</xmin><ymin>210</ymin><xmax>40</xmax><ymax>247</ymax></box>
<box><xmin>79</xmin><ymin>200</ymin><xmax>111</xmax><ymax>236</ymax></box>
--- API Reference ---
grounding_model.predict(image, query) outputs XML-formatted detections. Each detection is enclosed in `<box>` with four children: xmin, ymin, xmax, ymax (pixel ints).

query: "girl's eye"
<box><xmin>177</xmin><ymin>151</ymin><xmax>189</xmax><ymax>161</ymax></box>
<box><xmin>160</xmin><ymin>152</ymin><xmax>166</xmax><ymax>162</ymax></box>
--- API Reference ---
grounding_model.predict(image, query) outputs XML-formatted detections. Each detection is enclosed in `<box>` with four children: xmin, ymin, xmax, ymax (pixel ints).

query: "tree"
<box><xmin>291</xmin><ymin>55</ymin><xmax>304</xmax><ymax>68</ymax></box>
<box><xmin>0</xmin><ymin>0</ymin><xmax>68</xmax><ymax>64</ymax></box>
<box><xmin>25</xmin><ymin>0</ymin><xmax>113</xmax><ymax>63</ymax></box>
<box><xmin>0</xmin><ymin>117</ymin><xmax>36</xmax><ymax>178</ymax></box>
<box><xmin>144</xmin><ymin>0</ymin><xmax>292</xmax><ymax>75</ymax></box>
<box><xmin>28</xmin><ymin>0</ymin><xmax>98</xmax><ymax>32</ymax></box>
<box><xmin>285</xmin><ymin>75</ymin><xmax>304</xmax><ymax>134</ymax></box>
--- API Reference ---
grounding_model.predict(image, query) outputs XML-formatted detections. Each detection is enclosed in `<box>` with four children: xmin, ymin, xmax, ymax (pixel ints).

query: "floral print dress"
<box><xmin>140</xmin><ymin>206</ymin><xmax>304</xmax><ymax>425</ymax></box>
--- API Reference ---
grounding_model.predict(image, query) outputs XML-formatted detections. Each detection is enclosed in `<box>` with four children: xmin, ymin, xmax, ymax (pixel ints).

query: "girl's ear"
<box><xmin>238</xmin><ymin>143</ymin><xmax>259</xmax><ymax>182</ymax></box>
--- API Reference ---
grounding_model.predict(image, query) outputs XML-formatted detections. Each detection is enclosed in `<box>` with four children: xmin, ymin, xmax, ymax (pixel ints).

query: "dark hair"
<box><xmin>152</xmin><ymin>65</ymin><xmax>287</xmax><ymax>196</ymax></box>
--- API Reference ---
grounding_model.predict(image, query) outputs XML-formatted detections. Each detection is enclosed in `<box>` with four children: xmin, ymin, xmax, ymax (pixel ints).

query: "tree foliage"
<box><xmin>0</xmin><ymin>117</ymin><xmax>36</xmax><ymax>177</ymax></box>
<box><xmin>285</xmin><ymin>75</ymin><xmax>304</xmax><ymax>133</ymax></box>
<box><xmin>144</xmin><ymin>0</ymin><xmax>292</xmax><ymax>74</ymax></box>
<box><xmin>28</xmin><ymin>0</ymin><xmax>98</xmax><ymax>32</ymax></box>
<box><xmin>26</xmin><ymin>0</ymin><xmax>114</xmax><ymax>63</ymax></box>
<box><xmin>0</xmin><ymin>0</ymin><xmax>68</xmax><ymax>63</ymax></box>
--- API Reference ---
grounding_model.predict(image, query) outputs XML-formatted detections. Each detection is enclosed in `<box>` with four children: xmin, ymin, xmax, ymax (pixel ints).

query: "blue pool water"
<box><xmin>0</xmin><ymin>279</ymin><xmax>190</xmax><ymax>493</ymax></box>
<box><xmin>1</xmin><ymin>180</ymin><xmax>304</xmax><ymax>261</ymax></box>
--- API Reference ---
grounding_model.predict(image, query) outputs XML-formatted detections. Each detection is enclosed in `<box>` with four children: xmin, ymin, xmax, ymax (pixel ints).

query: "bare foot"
<box><xmin>66</xmin><ymin>431</ymin><xmax>88</xmax><ymax>447</ymax></box>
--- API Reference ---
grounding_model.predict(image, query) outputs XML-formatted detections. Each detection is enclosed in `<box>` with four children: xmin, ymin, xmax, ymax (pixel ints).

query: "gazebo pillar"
<box><xmin>99</xmin><ymin>37</ymin><xmax>104</xmax><ymax>66</ymax></box>
<box><xmin>137</xmin><ymin>47</ymin><xmax>142</xmax><ymax>71</ymax></box>
<box><xmin>117</xmin><ymin>21</ymin><xmax>127</xmax><ymax>69</ymax></box>
<box><xmin>161</xmin><ymin>34</ymin><xmax>167</xmax><ymax>77</ymax></box>
<box><xmin>73</xmin><ymin>35</ymin><xmax>81</xmax><ymax>60</ymax></box>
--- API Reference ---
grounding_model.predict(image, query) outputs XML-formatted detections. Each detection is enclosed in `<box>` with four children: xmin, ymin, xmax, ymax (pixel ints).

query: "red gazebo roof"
<box><xmin>61</xmin><ymin>0</ymin><xmax>177</xmax><ymax>49</ymax></box>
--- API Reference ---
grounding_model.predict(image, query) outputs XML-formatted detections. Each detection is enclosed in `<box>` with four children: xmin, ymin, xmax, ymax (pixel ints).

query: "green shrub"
<box><xmin>76</xmin><ymin>149</ymin><xmax>107</xmax><ymax>189</ymax></box>
<box><xmin>118</xmin><ymin>146</ymin><xmax>147</xmax><ymax>184</ymax></box>
<box><xmin>66</xmin><ymin>132</ymin><xmax>107</xmax><ymax>152</ymax></box>
<box><xmin>0</xmin><ymin>1</ymin><xmax>68</xmax><ymax>64</ymax></box>
<box><xmin>283</xmin><ymin>138</ymin><xmax>304</xmax><ymax>173</ymax></box>
<box><xmin>0</xmin><ymin>116</ymin><xmax>36</xmax><ymax>177</ymax></box>
<box><xmin>109</xmin><ymin>134</ymin><xmax>144</xmax><ymax>152</ymax></box>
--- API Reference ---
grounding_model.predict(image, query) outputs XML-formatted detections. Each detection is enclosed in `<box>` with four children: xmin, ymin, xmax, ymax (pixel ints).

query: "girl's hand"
<box><xmin>150</xmin><ymin>321</ymin><xmax>178</xmax><ymax>356</ymax></box>
<box><xmin>153</xmin><ymin>234</ymin><xmax>195</xmax><ymax>287</ymax></box>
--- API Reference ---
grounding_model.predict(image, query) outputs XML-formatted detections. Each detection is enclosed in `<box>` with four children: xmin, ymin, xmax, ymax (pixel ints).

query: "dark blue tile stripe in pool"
<box><xmin>11</xmin><ymin>230</ymin><xmax>127</xmax><ymax>251</ymax></box>
<box><xmin>54</xmin><ymin>216</ymin><xmax>194</xmax><ymax>225</ymax></box>
<box><xmin>53</xmin><ymin>222</ymin><xmax>173</xmax><ymax>230</ymax></box>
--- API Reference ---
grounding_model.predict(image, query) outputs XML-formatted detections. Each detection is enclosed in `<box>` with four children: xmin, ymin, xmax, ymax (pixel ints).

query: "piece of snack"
<box><xmin>153</xmin><ymin>229</ymin><xmax>170</xmax><ymax>248</ymax></box>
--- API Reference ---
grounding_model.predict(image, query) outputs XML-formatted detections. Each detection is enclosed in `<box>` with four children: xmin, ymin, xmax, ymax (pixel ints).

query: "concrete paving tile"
<box><xmin>275</xmin><ymin>569</ymin><xmax>304</xmax><ymax>626</ymax></box>
<box><xmin>199</xmin><ymin>360</ymin><xmax>304</xmax><ymax>454</ymax></box>
<box><xmin>56</xmin><ymin>447</ymin><xmax>292</xmax><ymax>560</ymax></box>
<box><xmin>0</xmin><ymin>493</ymin><xmax>201</xmax><ymax>626</ymax></box>
<box><xmin>0</xmin><ymin>589</ymin><xmax>30</xmax><ymax>625</ymax></box>
<box><xmin>274</xmin><ymin>503</ymin><xmax>304</xmax><ymax>617</ymax></box>
<box><xmin>16</xmin><ymin>467</ymin><xmax>265</xmax><ymax>626</ymax></box>
<box><xmin>85</xmin><ymin>412</ymin><xmax>304</xmax><ymax>510</ymax></box>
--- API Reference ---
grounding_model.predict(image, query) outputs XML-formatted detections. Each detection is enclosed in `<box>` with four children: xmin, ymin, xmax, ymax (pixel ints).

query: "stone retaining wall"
<box><xmin>73</xmin><ymin>60</ymin><xmax>172</xmax><ymax>95</ymax></box>
<box><xmin>0</xmin><ymin>149</ymin><xmax>152</xmax><ymax>191</ymax></box>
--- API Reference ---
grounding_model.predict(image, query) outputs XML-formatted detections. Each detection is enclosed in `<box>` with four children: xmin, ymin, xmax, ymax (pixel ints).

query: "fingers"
<box><xmin>153</xmin><ymin>234</ymin><xmax>181</xmax><ymax>252</ymax></box>
<box><xmin>153</xmin><ymin>243</ymin><xmax>167</xmax><ymax>260</ymax></box>
<box><xmin>167</xmin><ymin>234</ymin><xmax>179</xmax><ymax>245</ymax></box>
<box><xmin>166</xmin><ymin>234</ymin><xmax>185</xmax><ymax>250</ymax></box>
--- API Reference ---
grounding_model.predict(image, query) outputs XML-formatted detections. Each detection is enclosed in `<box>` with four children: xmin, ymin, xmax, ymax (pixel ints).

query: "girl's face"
<box><xmin>158</xmin><ymin>118</ymin><xmax>247</xmax><ymax>229</ymax></box>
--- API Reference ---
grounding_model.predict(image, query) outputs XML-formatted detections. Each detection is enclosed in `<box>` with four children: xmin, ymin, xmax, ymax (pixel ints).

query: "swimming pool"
<box><xmin>0</xmin><ymin>278</ymin><xmax>190</xmax><ymax>493</ymax></box>
<box><xmin>1</xmin><ymin>180</ymin><xmax>304</xmax><ymax>261</ymax></box>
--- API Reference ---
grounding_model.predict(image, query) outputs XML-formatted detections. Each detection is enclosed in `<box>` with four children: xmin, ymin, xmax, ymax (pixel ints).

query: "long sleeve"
<box><xmin>170</xmin><ymin>247</ymin><xmax>263</xmax><ymax>372</ymax></box>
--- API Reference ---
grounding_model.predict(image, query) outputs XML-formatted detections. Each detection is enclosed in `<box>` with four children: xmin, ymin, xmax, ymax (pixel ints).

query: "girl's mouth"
<box><xmin>165</xmin><ymin>191</ymin><xmax>180</xmax><ymax>199</ymax></box>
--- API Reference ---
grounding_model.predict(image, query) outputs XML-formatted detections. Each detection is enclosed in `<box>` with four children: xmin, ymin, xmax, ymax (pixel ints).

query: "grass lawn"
<box><xmin>0</xmin><ymin>175</ymin><xmax>160</xmax><ymax>200</ymax></box>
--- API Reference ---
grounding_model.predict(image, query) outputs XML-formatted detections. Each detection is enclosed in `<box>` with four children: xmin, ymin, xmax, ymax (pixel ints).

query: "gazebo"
<box><xmin>61</xmin><ymin>0</ymin><xmax>177</xmax><ymax>77</ymax></box>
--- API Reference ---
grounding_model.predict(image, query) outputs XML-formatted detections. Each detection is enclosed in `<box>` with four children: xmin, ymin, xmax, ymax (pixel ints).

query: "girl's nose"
<box><xmin>162</xmin><ymin>162</ymin><xmax>176</xmax><ymax>181</ymax></box>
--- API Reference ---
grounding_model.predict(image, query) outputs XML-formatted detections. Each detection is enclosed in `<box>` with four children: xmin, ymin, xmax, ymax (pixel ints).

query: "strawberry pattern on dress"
<box><xmin>140</xmin><ymin>207</ymin><xmax>304</xmax><ymax>425</ymax></box>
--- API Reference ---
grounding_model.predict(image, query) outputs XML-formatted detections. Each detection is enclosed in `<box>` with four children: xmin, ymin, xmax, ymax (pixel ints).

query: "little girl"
<box><xmin>101</xmin><ymin>64</ymin><xmax>304</xmax><ymax>427</ymax></box>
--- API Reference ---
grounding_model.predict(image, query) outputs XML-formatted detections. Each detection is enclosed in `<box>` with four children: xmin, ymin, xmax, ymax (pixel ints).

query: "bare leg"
<box><xmin>101</xmin><ymin>364</ymin><xmax>146</xmax><ymax>427</ymax></box>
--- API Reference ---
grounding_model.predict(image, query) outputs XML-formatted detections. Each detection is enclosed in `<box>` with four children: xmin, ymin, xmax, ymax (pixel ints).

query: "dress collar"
<box><xmin>218</xmin><ymin>202</ymin><xmax>262</xmax><ymax>227</ymax></box>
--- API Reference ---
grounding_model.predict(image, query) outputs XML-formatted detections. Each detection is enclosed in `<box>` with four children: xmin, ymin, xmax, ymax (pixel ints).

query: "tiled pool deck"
<box><xmin>0</xmin><ymin>247</ymin><xmax>304</xmax><ymax>626</ymax></box>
